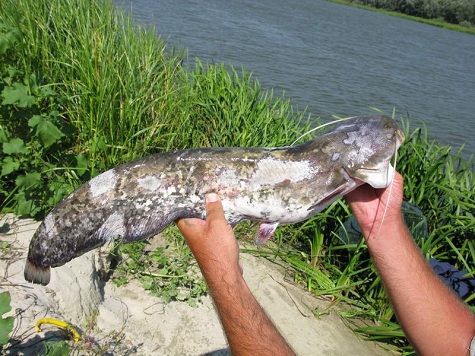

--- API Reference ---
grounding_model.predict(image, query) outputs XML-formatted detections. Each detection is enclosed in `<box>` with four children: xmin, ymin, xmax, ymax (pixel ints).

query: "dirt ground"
<box><xmin>0</xmin><ymin>214</ymin><xmax>393</xmax><ymax>355</ymax></box>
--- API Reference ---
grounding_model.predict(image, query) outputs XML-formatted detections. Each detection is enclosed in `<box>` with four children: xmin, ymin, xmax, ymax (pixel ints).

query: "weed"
<box><xmin>41</xmin><ymin>341</ymin><xmax>70</xmax><ymax>356</ymax></box>
<box><xmin>0</xmin><ymin>0</ymin><xmax>308</xmax><ymax>219</ymax></box>
<box><xmin>0</xmin><ymin>291</ymin><xmax>14</xmax><ymax>348</ymax></box>
<box><xmin>112</xmin><ymin>227</ymin><xmax>207</xmax><ymax>307</ymax></box>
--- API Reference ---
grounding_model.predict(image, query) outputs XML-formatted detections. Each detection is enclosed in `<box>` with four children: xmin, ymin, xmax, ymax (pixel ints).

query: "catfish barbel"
<box><xmin>25</xmin><ymin>115</ymin><xmax>405</xmax><ymax>285</ymax></box>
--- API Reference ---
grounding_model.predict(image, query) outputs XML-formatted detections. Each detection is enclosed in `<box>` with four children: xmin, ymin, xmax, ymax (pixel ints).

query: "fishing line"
<box><xmin>290</xmin><ymin>115</ymin><xmax>401</xmax><ymax>239</ymax></box>
<box><xmin>374</xmin><ymin>138</ymin><xmax>399</xmax><ymax>238</ymax></box>
<box><xmin>290</xmin><ymin>117</ymin><xmax>353</xmax><ymax>146</ymax></box>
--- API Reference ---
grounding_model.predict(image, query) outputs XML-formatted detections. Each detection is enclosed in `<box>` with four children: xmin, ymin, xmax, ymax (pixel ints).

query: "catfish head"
<box><xmin>330</xmin><ymin>116</ymin><xmax>405</xmax><ymax>188</ymax></box>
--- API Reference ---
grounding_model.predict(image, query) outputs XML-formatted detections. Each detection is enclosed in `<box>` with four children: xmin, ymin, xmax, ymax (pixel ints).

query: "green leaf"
<box><xmin>0</xmin><ymin>125</ymin><xmax>9</xmax><ymax>143</ymax></box>
<box><xmin>1</xmin><ymin>82</ymin><xmax>35</xmax><ymax>108</ymax></box>
<box><xmin>14</xmin><ymin>193</ymin><xmax>41</xmax><ymax>217</ymax></box>
<box><xmin>75</xmin><ymin>154</ymin><xmax>89</xmax><ymax>176</ymax></box>
<box><xmin>0</xmin><ymin>291</ymin><xmax>12</xmax><ymax>315</ymax></box>
<box><xmin>25</xmin><ymin>74</ymin><xmax>39</xmax><ymax>95</ymax></box>
<box><xmin>176</xmin><ymin>292</ymin><xmax>188</xmax><ymax>301</ymax></box>
<box><xmin>0</xmin><ymin>316</ymin><xmax>14</xmax><ymax>345</ymax></box>
<box><xmin>0</xmin><ymin>291</ymin><xmax>14</xmax><ymax>346</ymax></box>
<box><xmin>3</xmin><ymin>138</ymin><xmax>27</xmax><ymax>154</ymax></box>
<box><xmin>39</xmin><ymin>86</ymin><xmax>57</xmax><ymax>98</ymax></box>
<box><xmin>15</xmin><ymin>172</ymin><xmax>42</xmax><ymax>189</ymax></box>
<box><xmin>43</xmin><ymin>340</ymin><xmax>70</xmax><ymax>356</ymax></box>
<box><xmin>1</xmin><ymin>156</ymin><xmax>20</xmax><ymax>176</ymax></box>
<box><xmin>28</xmin><ymin>114</ymin><xmax>64</xmax><ymax>148</ymax></box>
<box><xmin>0</xmin><ymin>26</ymin><xmax>19</xmax><ymax>54</ymax></box>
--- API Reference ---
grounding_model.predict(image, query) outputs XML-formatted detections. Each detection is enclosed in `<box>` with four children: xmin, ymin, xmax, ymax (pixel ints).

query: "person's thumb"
<box><xmin>204</xmin><ymin>193</ymin><xmax>227</xmax><ymax>226</ymax></box>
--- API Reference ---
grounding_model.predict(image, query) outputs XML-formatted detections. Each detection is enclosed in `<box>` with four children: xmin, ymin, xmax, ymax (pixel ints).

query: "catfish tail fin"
<box><xmin>24</xmin><ymin>258</ymin><xmax>51</xmax><ymax>285</ymax></box>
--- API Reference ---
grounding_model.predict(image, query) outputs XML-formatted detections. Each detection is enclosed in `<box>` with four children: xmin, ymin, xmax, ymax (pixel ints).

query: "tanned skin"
<box><xmin>177</xmin><ymin>173</ymin><xmax>475</xmax><ymax>355</ymax></box>
<box><xmin>176</xmin><ymin>193</ymin><xmax>295</xmax><ymax>356</ymax></box>
<box><xmin>346</xmin><ymin>172</ymin><xmax>475</xmax><ymax>355</ymax></box>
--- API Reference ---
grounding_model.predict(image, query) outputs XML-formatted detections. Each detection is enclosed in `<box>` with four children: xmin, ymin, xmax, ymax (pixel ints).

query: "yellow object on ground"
<box><xmin>35</xmin><ymin>318</ymin><xmax>81</xmax><ymax>342</ymax></box>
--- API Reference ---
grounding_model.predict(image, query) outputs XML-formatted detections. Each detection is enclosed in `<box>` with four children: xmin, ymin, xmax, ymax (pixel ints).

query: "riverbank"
<box><xmin>0</xmin><ymin>214</ymin><xmax>391</xmax><ymax>355</ymax></box>
<box><xmin>1</xmin><ymin>0</ymin><xmax>474</xmax><ymax>354</ymax></box>
<box><xmin>329</xmin><ymin>0</ymin><xmax>475</xmax><ymax>34</ymax></box>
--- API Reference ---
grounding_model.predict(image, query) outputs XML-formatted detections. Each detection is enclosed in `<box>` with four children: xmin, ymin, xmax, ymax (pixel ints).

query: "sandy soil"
<box><xmin>0</xmin><ymin>214</ymin><xmax>392</xmax><ymax>355</ymax></box>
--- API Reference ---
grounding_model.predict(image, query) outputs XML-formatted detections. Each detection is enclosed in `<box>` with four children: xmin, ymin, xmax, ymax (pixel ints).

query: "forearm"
<box><xmin>177</xmin><ymin>196</ymin><xmax>294</xmax><ymax>355</ymax></box>
<box><xmin>364</xmin><ymin>215</ymin><xmax>475</xmax><ymax>355</ymax></box>
<box><xmin>203</xmin><ymin>271</ymin><xmax>295</xmax><ymax>356</ymax></box>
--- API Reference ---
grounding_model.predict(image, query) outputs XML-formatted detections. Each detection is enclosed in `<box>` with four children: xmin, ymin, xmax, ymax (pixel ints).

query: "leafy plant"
<box><xmin>0</xmin><ymin>0</ymin><xmax>308</xmax><ymax>220</ymax></box>
<box><xmin>0</xmin><ymin>292</ymin><xmax>14</xmax><ymax>348</ymax></box>
<box><xmin>0</xmin><ymin>71</ymin><xmax>85</xmax><ymax>218</ymax></box>
<box><xmin>112</xmin><ymin>228</ymin><xmax>207</xmax><ymax>307</ymax></box>
<box><xmin>42</xmin><ymin>341</ymin><xmax>70</xmax><ymax>356</ymax></box>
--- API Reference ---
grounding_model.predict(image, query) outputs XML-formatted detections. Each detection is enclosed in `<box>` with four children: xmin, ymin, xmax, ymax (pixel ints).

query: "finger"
<box><xmin>204</xmin><ymin>193</ymin><xmax>234</xmax><ymax>236</ymax></box>
<box><xmin>176</xmin><ymin>218</ymin><xmax>206</xmax><ymax>240</ymax></box>
<box><xmin>176</xmin><ymin>218</ymin><xmax>205</xmax><ymax>230</ymax></box>
<box><xmin>345</xmin><ymin>183</ymin><xmax>377</xmax><ymax>204</ymax></box>
<box><xmin>204</xmin><ymin>193</ymin><xmax>227</xmax><ymax>222</ymax></box>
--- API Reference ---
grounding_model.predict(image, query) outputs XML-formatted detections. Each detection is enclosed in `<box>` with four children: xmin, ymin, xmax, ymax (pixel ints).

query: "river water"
<box><xmin>115</xmin><ymin>0</ymin><xmax>475</xmax><ymax>160</ymax></box>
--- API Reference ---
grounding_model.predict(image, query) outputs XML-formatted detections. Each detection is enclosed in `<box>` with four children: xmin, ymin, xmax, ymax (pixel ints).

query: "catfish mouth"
<box><xmin>353</xmin><ymin>163</ymin><xmax>395</xmax><ymax>188</ymax></box>
<box><xmin>350</xmin><ymin>127</ymin><xmax>404</xmax><ymax>189</ymax></box>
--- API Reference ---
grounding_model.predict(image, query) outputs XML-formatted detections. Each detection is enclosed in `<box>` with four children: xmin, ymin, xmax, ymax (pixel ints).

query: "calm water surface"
<box><xmin>116</xmin><ymin>0</ymin><xmax>475</xmax><ymax>159</ymax></box>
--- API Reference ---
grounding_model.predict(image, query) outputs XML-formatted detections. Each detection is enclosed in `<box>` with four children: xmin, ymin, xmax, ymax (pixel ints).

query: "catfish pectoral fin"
<box><xmin>24</xmin><ymin>258</ymin><xmax>51</xmax><ymax>286</ymax></box>
<box><xmin>255</xmin><ymin>222</ymin><xmax>280</xmax><ymax>245</ymax></box>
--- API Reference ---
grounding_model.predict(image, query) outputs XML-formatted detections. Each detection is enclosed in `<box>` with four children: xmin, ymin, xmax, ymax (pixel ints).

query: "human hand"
<box><xmin>178</xmin><ymin>196</ymin><xmax>296</xmax><ymax>355</ymax></box>
<box><xmin>176</xmin><ymin>193</ymin><xmax>242</xmax><ymax>285</ymax></box>
<box><xmin>345</xmin><ymin>171</ymin><xmax>404</xmax><ymax>239</ymax></box>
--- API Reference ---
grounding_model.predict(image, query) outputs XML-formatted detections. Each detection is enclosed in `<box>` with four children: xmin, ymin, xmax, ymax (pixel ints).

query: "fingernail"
<box><xmin>206</xmin><ymin>193</ymin><xmax>219</xmax><ymax>203</ymax></box>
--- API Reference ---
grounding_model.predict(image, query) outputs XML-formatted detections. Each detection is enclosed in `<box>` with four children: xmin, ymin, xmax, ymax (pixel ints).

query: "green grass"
<box><xmin>1</xmin><ymin>0</ymin><xmax>474</xmax><ymax>354</ymax></box>
<box><xmin>246</xmin><ymin>117</ymin><xmax>474</xmax><ymax>353</ymax></box>
<box><xmin>0</xmin><ymin>0</ymin><xmax>308</xmax><ymax>218</ymax></box>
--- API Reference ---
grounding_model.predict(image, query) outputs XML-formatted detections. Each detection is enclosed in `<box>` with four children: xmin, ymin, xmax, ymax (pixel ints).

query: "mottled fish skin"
<box><xmin>24</xmin><ymin>115</ymin><xmax>405</xmax><ymax>285</ymax></box>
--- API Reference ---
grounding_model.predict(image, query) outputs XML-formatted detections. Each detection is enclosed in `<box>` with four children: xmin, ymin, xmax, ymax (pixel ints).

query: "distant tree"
<box><xmin>421</xmin><ymin>0</ymin><xmax>442</xmax><ymax>19</ymax></box>
<box><xmin>343</xmin><ymin>0</ymin><xmax>474</xmax><ymax>26</ymax></box>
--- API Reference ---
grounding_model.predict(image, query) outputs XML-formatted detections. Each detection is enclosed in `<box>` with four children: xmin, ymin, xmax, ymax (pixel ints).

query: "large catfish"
<box><xmin>25</xmin><ymin>115</ymin><xmax>405</xmax><ymax>285</ymax></box>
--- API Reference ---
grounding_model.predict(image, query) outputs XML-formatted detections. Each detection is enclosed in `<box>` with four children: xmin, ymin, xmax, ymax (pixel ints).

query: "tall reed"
<box><xmin>261</xmin><ymin>118</ymin><xmax>475</xmax><ymax>352</ymax></box>
<box><xmin>0</xmin><ymin>0</ymin><xmax>308</xmax><ymax>217</ymax></box>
